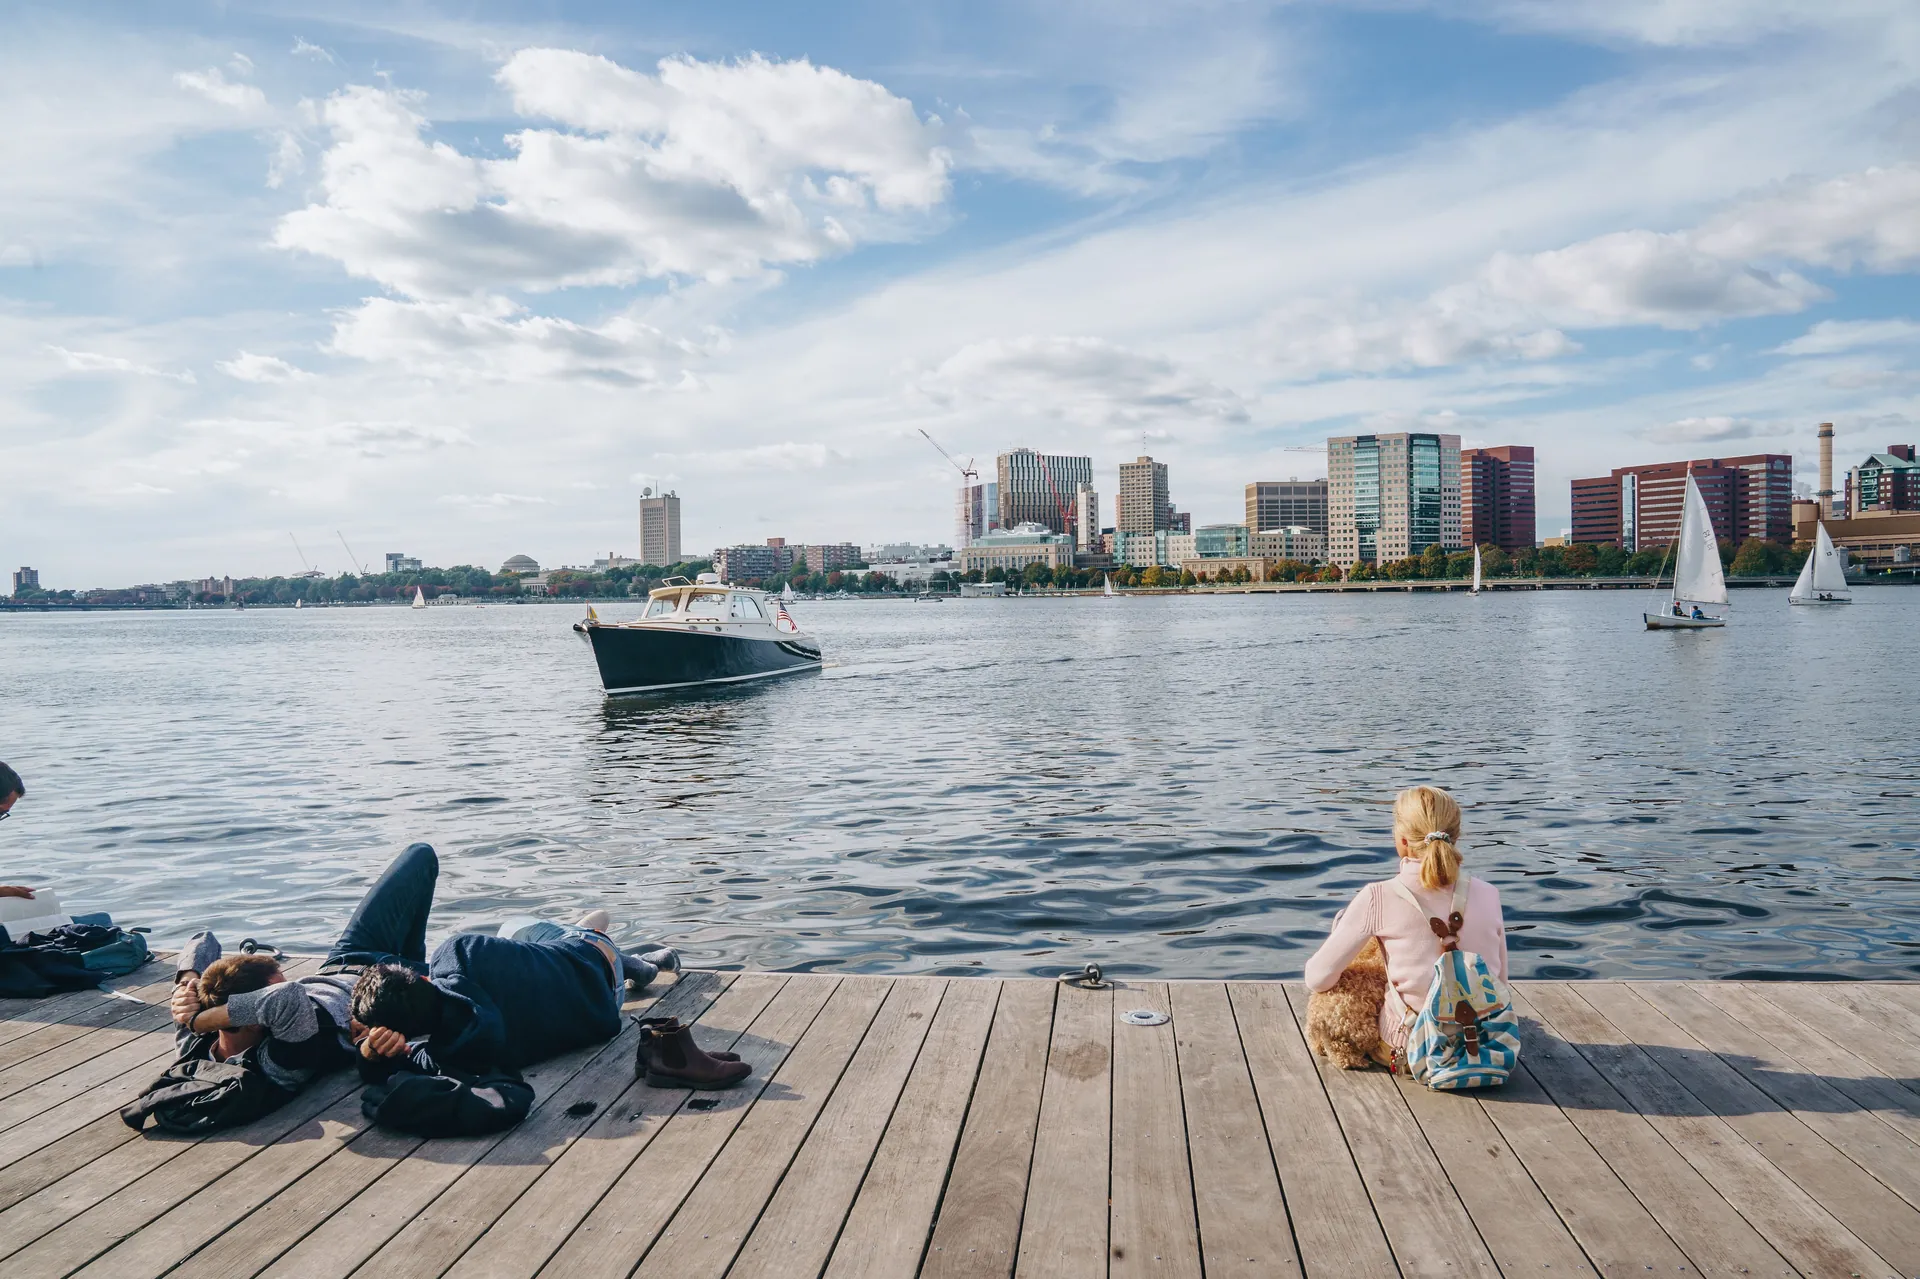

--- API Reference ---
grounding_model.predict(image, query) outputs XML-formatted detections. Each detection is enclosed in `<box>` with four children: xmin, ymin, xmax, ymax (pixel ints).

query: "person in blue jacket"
<box><xmin>331</xmin><ymin>844</ymin><xmax>676</xmax><ymax>1073</ymax></box>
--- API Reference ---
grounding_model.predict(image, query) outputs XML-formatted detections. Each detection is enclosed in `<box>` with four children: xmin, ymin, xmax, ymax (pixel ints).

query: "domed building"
<box><xmin>500</xmin><ymin>554</ymin><xmax>540</xmax><ymax>576</ymax></box>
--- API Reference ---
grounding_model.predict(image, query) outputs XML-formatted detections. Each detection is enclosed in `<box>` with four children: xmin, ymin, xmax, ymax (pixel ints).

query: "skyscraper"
<box><xmin>1460</xmin><ymin>446</ymin><xmax>1536</xmax><ymax>552</ymax></box>
<box><xmin>1074</xmin><ymin>481</ymin><xmax>1100</xmax><ymax>553</ymax></box>
<box><xmin>1117</xmin><ymin>456</ymin><xmax>1173</xmax><ymax>535</ymax></box>
<box><xmin>1244</xmin><ymin>479</ymin><xmax>1328</xmax><ymax>536</ymax></box>
<box><xmin>956</xmin><ymin>479</ymin><xmax>999</xmax><ymax>548</ymax></box>
<box><xmin>639</xmin><ymin>490</ymin><xmax>682</xmax><ymax>566</ymax></box>
<box><xmin>996</xmin><ymin>450</ymin><xmax>1093</xmax><ymax>534</ymax></box>
<box><xmin>1327</xmin><ymin>432</ymin><xmax>1462</xmax><ymax>566</ymax></box>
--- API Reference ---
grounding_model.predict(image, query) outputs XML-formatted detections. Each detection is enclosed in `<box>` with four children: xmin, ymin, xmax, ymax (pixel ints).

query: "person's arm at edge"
<box><xmin>1303</xmin><ymin>884</ymin><xmax>1381</xmax><ymax>993</ymax></box>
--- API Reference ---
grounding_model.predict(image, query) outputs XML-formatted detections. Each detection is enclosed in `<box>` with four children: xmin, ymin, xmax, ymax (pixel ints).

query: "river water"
<box><xmin>2</xmin><ymin>591</ymin><xmax>1916</xmax><ymax>980</ymax></box>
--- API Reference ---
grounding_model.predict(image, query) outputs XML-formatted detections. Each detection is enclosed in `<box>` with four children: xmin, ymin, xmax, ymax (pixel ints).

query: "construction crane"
<box><xmin>288</xmin><ymin>532</ymin><xmax>321</xmax><ymax>577</ymax></box>
<box><xmin>336</xmin><ymin>531</ymin><xmax>369</xmax><ymax>577</ymax></box>
<box><xmin>1036</xmin><ymin>454</ymin><xmax>1077</xmax><ymax>534</ymax></box>
<box><xmin>918</xmin><ymin>429</ymin><xmax>977</xmax><ymax>485</ymax></box>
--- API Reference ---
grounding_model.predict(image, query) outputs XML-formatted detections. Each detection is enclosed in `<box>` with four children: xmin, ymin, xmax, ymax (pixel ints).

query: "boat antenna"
<box><xmin>336</xmin><ymin>531</ymin><xmax>369</xmax><ymax>577</ymax></box>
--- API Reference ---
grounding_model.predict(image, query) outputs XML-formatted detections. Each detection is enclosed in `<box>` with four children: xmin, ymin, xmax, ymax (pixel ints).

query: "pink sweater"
<box><xmin>1303</xmin><ymin>860</ymin><xmax>1509</xmax><ymax>1049</ymax></box>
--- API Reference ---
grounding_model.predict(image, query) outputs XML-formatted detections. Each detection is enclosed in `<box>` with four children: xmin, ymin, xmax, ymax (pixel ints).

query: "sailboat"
<box><xmin>1644</xmin><ymin>473</ymin><xmax>1727</xmax><ymax>630</ymax></box>
<box><xmin>294</xmin><ymin>598</ymin><xmax>303</xmax><ymax>609</ymax></box>
<box><xmin>1470</xmin><ymin>546</ymin><xmax>1482</xmax><ymax>596</ymax></box>
<box><xmin>781</xmin><ymin>581</ymin><xmax>796</xmax><ymax>604</ymax></box>
<box><xmin>411</xmin><ymin>587</ymin><xmax>426</xmax><ymax>609</ymax></box>
<box><xmin>1103</xmin><ymin>574</ymin><xmax>1117</xmax><ymax>597</ymax></box>
<box><xmin>1789</xmin><ymin>522</ymin><xmax>1851</xmax><ymax>605</ymax></box>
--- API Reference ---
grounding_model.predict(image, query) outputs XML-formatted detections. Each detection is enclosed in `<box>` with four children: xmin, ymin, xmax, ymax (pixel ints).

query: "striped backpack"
<box><xmin>1387</xmin><ymin>874</ymin><xmax>1520</xmax><ymax>1090</ymax></box>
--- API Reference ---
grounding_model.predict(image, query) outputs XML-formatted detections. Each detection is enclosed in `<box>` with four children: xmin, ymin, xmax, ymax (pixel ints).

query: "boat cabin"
<box><xmin>635</xmin><ymin>575</ymin><xmax>785</xmax><ymax>627</ymax></box>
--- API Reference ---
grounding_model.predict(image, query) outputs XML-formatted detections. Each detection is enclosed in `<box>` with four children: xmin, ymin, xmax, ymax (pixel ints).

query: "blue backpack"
<box><xmin>1387</xmin><ymin>875</ymin><xmax>1520</xmax><ymax>1090</ymax></box>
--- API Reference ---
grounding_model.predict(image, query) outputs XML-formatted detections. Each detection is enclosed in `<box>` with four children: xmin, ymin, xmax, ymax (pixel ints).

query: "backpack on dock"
<box><xmin>119</xmin><ymin>1033</ymin><xmax>296</xmax><ymax>1134</ymax></box>
<box><xmin>1387</xmin><ymin>874</ymin><xmax>1520</xmax><ymax>1090</ymax></box>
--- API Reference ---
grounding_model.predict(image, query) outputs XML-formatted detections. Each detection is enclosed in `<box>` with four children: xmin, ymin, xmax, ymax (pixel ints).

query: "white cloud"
<box><xmin>325</xmin><ymin>295</ymin><xmax>705</xmax><ymax>384</ymax></box>
<box><xmin>924</xmin><ymin>335</ymin><xmax>1250</xmax><ymax>425</ymax></box>
<box><xmin>329</xmin><ymin>420</ymin><xmax>470</xmax><ymax>457</ymax></box>
<box><xmin>1694</xmin><ymin>165</ymin><xmax>1920</xmax><ymax>272</ymax></box>
<box><xmin>48</xmin><ymin>345</ymin><xmax>195</xmax><ymax>383</ymax></box>
<box><xmin>266</xmin><ymin>132</ymin><xmax>304</xmax><ymax>189</ymax></box>
<box><xmin>1773</xmin><ymin>317</ymin><xmax>1920</xmax><ymax>356</ymax></box>
<box><xmin>436</xmin><ymin>491</ymin><xmax>549</xmax><ymax>508</ymax></box>
<box><xmin>0</xmin><ymin>244</ymin><xmax>32</xmax><ymax>267</ymax></box>
<box><xmin>291</xmin><ymin>38</ymin><xmax>334</xmax><ymax>64</ymax></box>
<box><xmin>173</xmin><ymin>68</ymin><xmax>265</xmax><ymax>112</ymax></box>
<box><xmin>1644</xmin><ymin>414</ymin><xmax>1762</xmax><ymax>442</ymax></box>
<box><xmin>275</xmin><ymin>52</ymin><xmax>951</xmax><ymax>301</ymax></box>
<box><xmin>1258</xmin><ymin>294</ymin><xmax>1579</xmax><ymax>375</ymax></box>
<box><xmin>1444</xmin><ymin>0</ymin><xmax>1901</xmax><ymax>46</ymax></box>
<box><xmin>652</xmin><ymin>442</ymin><xmax>842</xmax><ymax>471</ymax></box>
<box><xmin>217</xmin><ymin>351</ymin><xmax>313</xmax><ymax>382</ymax></box>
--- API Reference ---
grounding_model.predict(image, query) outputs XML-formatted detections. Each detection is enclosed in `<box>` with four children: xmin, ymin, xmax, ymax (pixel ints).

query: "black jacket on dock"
<box><xmin>412</xmin><ymin>932</ymin><xmax>622</xmax><ymax>1074</ymax></box>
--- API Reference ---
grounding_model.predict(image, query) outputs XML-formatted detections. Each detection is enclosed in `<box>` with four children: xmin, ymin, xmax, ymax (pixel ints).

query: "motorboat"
<box><xmin>1644</xmin><ymin>473</ymin><xmax>1728</xmax><ymax>630</ymax></box>
<box><xmin>1789</xmin><ymin>522</ymin><xmax>1852</xmax><ymax>605</ymax></box>
<box><xmin>577</xmin><ymin>574</ymin><xmax>822</xmax><ymax>693</ymax></box>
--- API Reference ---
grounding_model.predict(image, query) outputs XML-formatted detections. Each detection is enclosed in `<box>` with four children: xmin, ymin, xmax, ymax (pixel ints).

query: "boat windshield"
<box><xmin>729</xmin><ymin>595</ymin><xmax>765</xmax><ymax>621</ymax></box>
<box><xmin>684</xmin><ymin>591</ymin><xmax>728</xmax><ymax>620</ymax></box>
<box><xmin>643</xmin><ymin>597</ymin><xmax>677</xmax><ymax>619</ymax></box>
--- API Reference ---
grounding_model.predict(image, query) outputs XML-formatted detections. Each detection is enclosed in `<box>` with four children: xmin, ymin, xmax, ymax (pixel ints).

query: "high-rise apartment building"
<box><xmin>1570</xmin><ymin>455</ymin><xmax>1792</xmax><ymax>549</ymax></box>
<box><xmin>1244</xmin><ymin>480</ymin><xmax>1328</xmax><ymax>537</ymax></box>
<box><xmin>997</xmin><ymin>450</ymin><xmax>1093</xmax><ymax>534</ymax></box>
<box><xmin>12</xmin><ymin>567</ymin><xmax>39</xmax><ymax>596</ymax></box>
<box><xmin>1074</xmin><ymin>482</ymin><xmax>1100</xmax><ymax>552</ymax></box>
<box><xmin>1327</xmin><ymin>433</ymin><xmax>1463</xmax><ymax>566</ymax></box>
<box><xmin>713</xmin><ymin>539</ymin><xmax>796</xmax><ymax>582</ymax></box>
<box><xmin>1116</xmin><ymin>456</ymin><xmax>1174</xmax><ymax>536</ymax></box>
<box><xmin>1460</xmin><ymin>446</ymin><xmax>1536</xmax><ymax>552</ymax></box>
<box><xmin>639</xmin><ymin>491</ymin><xmax>682</xmax><ymax>565</ymax></box>
<box><xmin>801</xmin><ymin>544</ymin><xmax>862</xmax><ymax>573</ymax></box>
<box><xmin>956</xmin><ymin>479</ymin><xmax>999</xmax><ymax>549</ymax></box>
<box><xmin>1849</xmin><ymin>444</ymin><xmax>1918</xmax><ymax>516</ymax></box>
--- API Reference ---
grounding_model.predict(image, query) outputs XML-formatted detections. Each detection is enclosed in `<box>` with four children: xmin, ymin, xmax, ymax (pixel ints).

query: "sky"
<box><xmin>6</xmin><ymin>0</ymin><xmax>1920</xmax><ymax>585</ymax></box>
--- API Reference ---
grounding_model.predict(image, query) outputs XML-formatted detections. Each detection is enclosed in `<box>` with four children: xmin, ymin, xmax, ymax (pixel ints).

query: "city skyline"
<box><xmin>6</xmin><ymin>5</ymin><xmax>1920</xmax><ymax>583</ymax></box>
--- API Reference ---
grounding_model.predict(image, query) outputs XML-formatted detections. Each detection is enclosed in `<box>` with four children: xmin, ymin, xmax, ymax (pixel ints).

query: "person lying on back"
<box><xmin>169</xmin><ymin>936</ymin><xmax>357</xmax><ymax>1090</ymax></box>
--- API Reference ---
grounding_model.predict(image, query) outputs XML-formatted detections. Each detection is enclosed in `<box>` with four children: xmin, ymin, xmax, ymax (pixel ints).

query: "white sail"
<box><xmin>1789</xmin><ymin>542</ymin><xmax>1817</xmax><ymax>602</ymax></box>
<box><xmin>411</xmin><ymin>586</ymin><xmax>426</xmax><ymax>609</ymax></box>
<box><xmin>1103</xmin><ymin>574</ymin><xmax>1116</xmax><ymax>597</ymax></box>
<box><xmin>1671</xmin><ymin>474</ymin><xmax>1728</xmax><ymax>606</ymax></box>
<box><xmin>1811</xmin><ymin>523</ymin><xmax>1850</xmax><ymax>597</ymax></box>
<box><xmin>1471</xmin><ymin>546</ymin><xmax>1482</xmax><ymax>594</ymax></box>
<box><xmin>781</xmin><ymin>582</ymin><xmax>795</xmax><ymax>603</ymax></box>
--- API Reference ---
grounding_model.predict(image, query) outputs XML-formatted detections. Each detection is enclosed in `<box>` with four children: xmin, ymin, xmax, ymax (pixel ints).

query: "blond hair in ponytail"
<box><xmin>1394</xmin><ymin>785</ymin><xmax>1463</xmax><ymax>891</ymax></box>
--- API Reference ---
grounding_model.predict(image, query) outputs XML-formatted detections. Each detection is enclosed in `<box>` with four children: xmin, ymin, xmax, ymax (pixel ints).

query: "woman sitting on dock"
<box><xmin>1303</xmin><ymin>785</ymin><xmax>1508</xmax><ymax>1069</ymax></box>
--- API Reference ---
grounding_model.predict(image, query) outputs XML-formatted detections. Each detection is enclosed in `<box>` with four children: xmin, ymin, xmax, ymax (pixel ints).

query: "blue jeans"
<box><xmin>323</xmin><ymin>843</ymin><xmax>438</xmax><ymax>972</ymax></box>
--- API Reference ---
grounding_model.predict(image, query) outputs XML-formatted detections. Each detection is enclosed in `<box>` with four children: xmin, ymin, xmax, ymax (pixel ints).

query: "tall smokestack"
<box><xmin>1818</xmin><ymin>422</ymin><xmax>1835</xmax><ymax>519</ymax></box>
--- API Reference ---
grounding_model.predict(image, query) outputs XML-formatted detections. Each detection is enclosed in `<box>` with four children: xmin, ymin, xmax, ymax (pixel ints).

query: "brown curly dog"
<box><xmin>1305</xmin><ymin>937</ymin><xmax>1388</xmax><ymax>1068</ymax></box>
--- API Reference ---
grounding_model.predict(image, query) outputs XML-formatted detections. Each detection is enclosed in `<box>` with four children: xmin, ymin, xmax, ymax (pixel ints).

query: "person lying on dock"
<box><xmin>168</xmin><ymin>936</ymin><xmax>358</xmax><ymax>1085</ymax></box>
<box><xmin>1302</xmin><ymin>785</ymin><xmax>1509</xmax><ymax>1070</ymax></box>
<box><xmin>0</xmin><ymin>760</ymin><xmax>34</xmax><ymax>900</ymax></box>
<box><xmin>329</xmin><ymin>843</ymin><xmax>682</xmax><ymax>1077</ymax></box>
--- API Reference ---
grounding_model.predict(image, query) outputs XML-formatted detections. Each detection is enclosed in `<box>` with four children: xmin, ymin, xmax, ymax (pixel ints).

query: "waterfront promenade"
<box><xmin>1</xmin><ymin>960</ymin><xmax>1917</xmax><ymax>1277</ymax></box>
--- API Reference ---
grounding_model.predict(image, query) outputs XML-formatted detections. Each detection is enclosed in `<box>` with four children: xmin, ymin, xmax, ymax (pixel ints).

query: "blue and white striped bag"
<box><xmin>1388</xmin><ymin>874</ymin><xmax>1520</xmax><ymax>1090</ymax></box>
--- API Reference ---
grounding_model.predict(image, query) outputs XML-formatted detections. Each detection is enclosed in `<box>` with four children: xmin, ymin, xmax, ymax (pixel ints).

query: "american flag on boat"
<box><xmin>775</xmin><ymin>600</ymin><xmax>797</xmax><ymax>630</ymax></box>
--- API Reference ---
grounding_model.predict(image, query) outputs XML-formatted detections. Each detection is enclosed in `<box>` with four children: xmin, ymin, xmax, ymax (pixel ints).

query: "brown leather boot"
<box><xmin>635</xmin><ymin>1018</ymin><xmax>751</xmax><ymax>1088</ymax></box>
<box><xmin>633</xmin><ymin>1017</ymin><xmax>741</xmax><ymax>1062</ymax></box>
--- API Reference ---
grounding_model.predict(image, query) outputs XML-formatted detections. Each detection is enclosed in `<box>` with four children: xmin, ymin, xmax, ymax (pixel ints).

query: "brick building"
<box><xmin>1572</xmin><ymin>454</ymin><xmax>1793</xmax><ymax>550</ymax></box>
<box><xmin>1460</xmin><ymin>446</ymin><xmax>1536</xmax><ymax>552</ymax></box>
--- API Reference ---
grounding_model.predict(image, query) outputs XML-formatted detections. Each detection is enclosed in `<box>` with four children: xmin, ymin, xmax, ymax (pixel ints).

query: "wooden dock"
<box><xmin>1</xmin><ymin>962</ymin><xmax>1918</xmax><ymax>1277</ymax></box>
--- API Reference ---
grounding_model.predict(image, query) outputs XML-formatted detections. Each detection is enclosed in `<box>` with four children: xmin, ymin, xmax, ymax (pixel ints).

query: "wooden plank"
<box><xmin>216</xmin><ymin>974</ymin><xmax>729</xmax><ymax>1279</ymax></box>
<box><xmin>821</xmin><ymin>978</ymin><xmax>999</xmax><ymax>1279</ymax></box>
<box><xmin>1792</xmin><ymin>983</ymin><xmax>1920</xmax><ymax>1058</ymax></box>
<box><xmin>0</xmin><ymin>959</ymin><xmax>174</xmax><ymax>1047</ymax></box>
<box><xmin>1227</xmin><ymin>982</ymin><xmax>1394</xmax><ymax>1278</ymax></box>
<box><xmin>0</xmin><ymin>1001</ymin><xmax>181</xmax><ymax>1104</ymax></box>
<box><xmin>531</xmin><ymin>973</ymin><xmax>841</xmax><ymax>1279</ymax></box>
<box><xmin>1641</xmin><ymin>983</ymin><xmax>1920</xmax><ymax>1205</ymax></box>
<box><xmin>1109</xmin><ymin>981</ymin><xmax>1202</xmax><ymax>1279</ymax></box>
<box><xmin>245</xmin><ymin>1021</ymin><xmax>656</xmax><ymax>1279</ymax></box>
<box><xmin>1474</xmin><ymin>1061</ymin><xmax>1696</xmax><ymax>1275</ymax></box>
<box><xmin>0</xmin><ymin>971</ymin><xmax>184</xmax><ymax>1071</ymax></box>
<box><xmin>1012</xmin><ymin>978</ymin><xmax>1111</xmax><ymax>1279</ymax></box>
<box><xmin>727</xmin><ymin>979</ymin><xmax>946</xmax><ymax>1279</ymax></box>
<box><xmin>0</xmin><ymin>1024</ymin><xmax>185</xmax><ymax>1136</ymax></box>
<box><xmin>1525</xmin><ymin>983</ymin><xmax>1895</xmax><ymax>1278</ymax></box>
<box><xmin>433</xmin><ymin>974</ymin><xmax>780</xmax><ymax>1279</ymax></box>
<box><xmin>1748</xmin><ymin>984</ymin><xmax>1920</xmax><ymax>1094</ymax></box>
<box><xmin>1694</xmin><ymin>983</ymin><xmax>1920</xmax><ymax>1149</ymax></box>
<box><xmin>1168</xmin><ymin>981</ymin><xmax>1298</xmax><ymax>1279</ymax></box>
<box><xmin>634</xmin><ymin>976</ymin><xmax>899</xmax><ymax>1278</ymax></box>
<box><xmin>1388</xmin><ymin>1073</ymin><xmax>1591</xmax><ymax>1275</ymax></box>
<box><xmin>1281</xmin><ymin>986</ymin><xmax>1496</xmax><ymax>1278</ymax></box>
<box><xmin>0</xmin><ymin>1071</ymin><xmax>365</xmax><ymax>1277</ymax></box>
<box><xmin>1508</xmin><ymin>987</ymin><xmax>1790</xmax><ymax>1276</ymax></box>
<box><xmin>917</xmin><ymin>977</ymin><xmax>1054</xmax><ymax>1279</ymax></box>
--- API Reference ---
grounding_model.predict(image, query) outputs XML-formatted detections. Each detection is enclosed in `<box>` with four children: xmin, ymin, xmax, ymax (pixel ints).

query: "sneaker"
<box><xmin>638</xmin><ymin>946</ymin><xmax>681</xmax><ymax>974</ymax></box>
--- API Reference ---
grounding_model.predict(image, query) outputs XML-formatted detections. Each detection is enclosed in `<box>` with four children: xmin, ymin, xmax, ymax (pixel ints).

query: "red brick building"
<box><xmin>1571</xmin><ymin>454</ymin><xmax>1793</xmax><ymax>550</ymax></box>
<box><xmin>1460</xmin><ymin>445</ymin><xmax>1536</xmax><ymax>552</ymax></box>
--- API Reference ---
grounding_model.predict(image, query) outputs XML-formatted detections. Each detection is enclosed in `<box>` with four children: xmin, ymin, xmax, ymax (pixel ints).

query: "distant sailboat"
<box><xmin>1643</xmin><ymin>473</ymin><xmax>1727</xmax><ymax>630</ymax></box>
<box><xmin>1790</xmin><ymin>522</ymin><xmax>1851</xmax><ymax>605</ymax></box>
<box><xmin>294</xmin><ymin>598</ymin><xmax>303</xmax><ymax>609</ymax></box>
<box><xmin>781</xmin><ymin>582</ymin><xmax>796</xmax><ymax>604</ymax></box>
<box><xmin>1103</xmin><ymin>574</ymin><xmax>1117</xmax><ymax>597</ymax></box>
<box><xmin>1470</xmin><ymin>546</ymin><xmax>1482</xmax><ymax>596</ymax></box>
<box><xmin>411</xmin><ymin>587</ymin><xmax>426</xmax><ymax>609</ymax></box>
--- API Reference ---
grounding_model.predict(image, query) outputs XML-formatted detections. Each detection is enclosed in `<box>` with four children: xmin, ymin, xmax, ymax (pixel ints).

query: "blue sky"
<box><xmin>5</xmin><ymin>0</ymin><xmax>1919</xmax><ymax>583</ymax></box>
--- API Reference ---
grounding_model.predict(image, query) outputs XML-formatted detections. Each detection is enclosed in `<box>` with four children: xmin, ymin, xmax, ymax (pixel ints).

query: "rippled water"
<box><xmin>3</xmin><ymin>591</ymin><xmax>1917</xmax><ymax>980</ymax></box>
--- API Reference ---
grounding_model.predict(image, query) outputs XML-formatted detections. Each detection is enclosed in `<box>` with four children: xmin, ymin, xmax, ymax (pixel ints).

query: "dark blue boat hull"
<box><xmin>585</xmin><ymin>624</ymin><xmax>821</xmax><ymax>693</ymax></box>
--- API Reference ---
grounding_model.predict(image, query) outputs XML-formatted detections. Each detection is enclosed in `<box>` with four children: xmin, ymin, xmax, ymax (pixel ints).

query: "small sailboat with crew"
<box><xmin>1789</xmin><ymin>522</ymin><xmax>1851</xmax><ymax>605</ymax></box>
<box><xmin>1103</xmin><ymin>574</ymin><xmax>1118</xmax><ymax>597</ymax></box>
<box><xmin>577</xmin><ymin>573</ymin><xmax>822</xmax><ymax>694</ymax></box>
<box><xmin>1469</xmin><ymin>546</ymin><xmax>1482</xmax><ymax>596</ymax></box>
<box><xmin>1644</xmin><ymin>472</ymin><xmax>1727</xmax><ymax>630</ymax></box>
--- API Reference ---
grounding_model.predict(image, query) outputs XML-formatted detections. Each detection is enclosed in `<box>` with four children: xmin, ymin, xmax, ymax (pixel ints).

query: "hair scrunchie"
<box><xmin>1424</xmin><ymin>831</ymin><xmax>1455</xmax><ymax>844</ymax></box>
